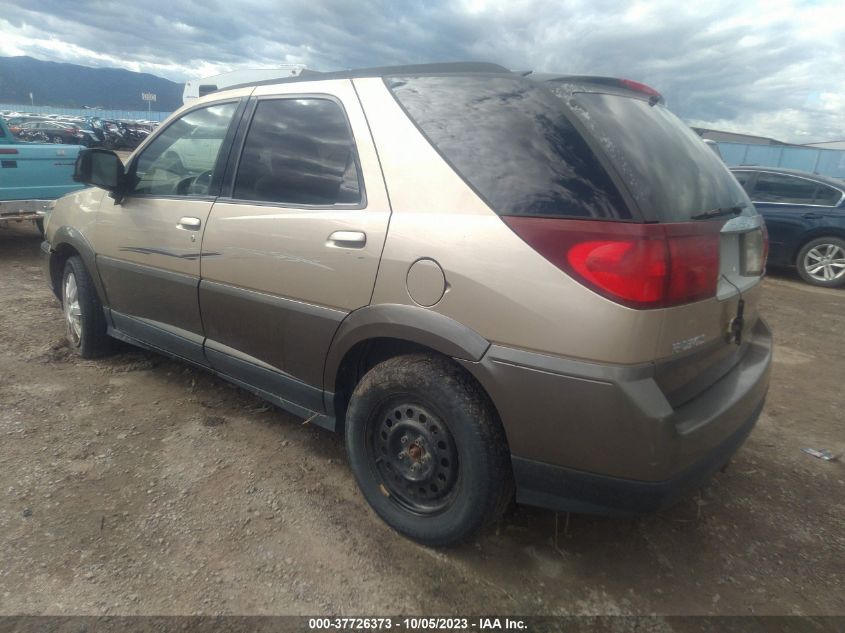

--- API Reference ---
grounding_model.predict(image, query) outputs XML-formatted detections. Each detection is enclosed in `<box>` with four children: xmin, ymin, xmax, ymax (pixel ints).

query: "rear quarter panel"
<box><xmin>354</xmin><ymin>77</ymin><xmax>665</xmax><ymax>365</ymax></box>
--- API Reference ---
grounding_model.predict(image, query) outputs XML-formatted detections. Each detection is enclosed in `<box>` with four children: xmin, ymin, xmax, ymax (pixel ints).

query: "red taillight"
<box><xmin>0</xmin><ymin>148</ymin><xmax>19</xmax><ymax>155</ymax></box>
<box><xmin>568</xmin><ymin>238</ymin><xmax>668</xmax><ymax>304</ymax></box>
<box><xmin>503</xmin><ymin>216</ymin><xmax>721</xmax><ymax>309</ymax></box>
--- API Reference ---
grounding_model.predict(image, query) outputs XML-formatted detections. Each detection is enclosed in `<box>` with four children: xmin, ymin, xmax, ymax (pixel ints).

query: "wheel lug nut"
<box><xmin>401</xmin><ymin>435</ymin><xmax>409</xmax><ymax>445</ymax></box>
<box><xmin>397</xmin><ymin>452</ymin><xmax>406</xmax><ymax>460</ymax></box>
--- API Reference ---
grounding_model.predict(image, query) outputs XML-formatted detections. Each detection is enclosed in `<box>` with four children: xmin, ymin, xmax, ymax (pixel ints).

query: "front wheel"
<box><xmin>61</xmin><ymin>256</ymin><xmax>112</xmax><ymax>357</ymax></box>
<box><xmin>345</xmin><ymin>354</ymin><xmax>513</xmax><ymax>546</ymax></box>
<box><xmin>797</xmin><ymin>237</ymin><xmax>845</xmax><ymax>287</ymax></box>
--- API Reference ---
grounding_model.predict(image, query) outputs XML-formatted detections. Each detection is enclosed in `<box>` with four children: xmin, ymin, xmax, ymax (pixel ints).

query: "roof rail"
<box><xmin>224</xmin><ymin>61</ymin><xmax>514</xmax><ymax>91</ymax></box>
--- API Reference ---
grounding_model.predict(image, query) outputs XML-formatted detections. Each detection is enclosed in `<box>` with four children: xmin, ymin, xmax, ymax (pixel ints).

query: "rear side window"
<box><xmin>812</xmin><ymin>182</ymin><xmax>842</xmax><ymax>206</ymax></box>
<box><xmin>233</xmin><ymin>98</ymin><xmax>361</xmax><ymax>206</ymax></box>
<box><xmin>550</xmin><ymin>86</ymin><xmax>751</xmax><ymax>222</ymax></box>
<box><xmin>387</xmin><ymin>76</ymin><xmax>630</xmax><ymax>219</ymax></box>
<box><xmin>752</xmin><ymin>173</ymin><xmax>819</xmax><ymax>205</ymax></box>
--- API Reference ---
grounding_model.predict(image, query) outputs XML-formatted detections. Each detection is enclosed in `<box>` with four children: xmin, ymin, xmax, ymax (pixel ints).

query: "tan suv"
<box><xmin>42</xmin><ymin>63</ymin><xmax>772</xmax><ymax>545</ymax></box>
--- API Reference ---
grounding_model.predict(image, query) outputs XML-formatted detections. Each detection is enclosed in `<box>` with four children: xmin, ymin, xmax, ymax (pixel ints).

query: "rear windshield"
<box><xmin>387</xmin><ymin>76</ymin><xmax>631</xmax><ymax>220</ymax></box>
<box><xmin>548</xmin><ymin>85</ymin><xmax>751</xmax><ymax>221</ymax></box>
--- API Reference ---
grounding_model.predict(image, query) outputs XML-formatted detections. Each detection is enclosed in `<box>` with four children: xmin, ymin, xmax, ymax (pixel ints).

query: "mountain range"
<box><xmin>0</xmin><ymin>56</ymin><xmax>182</xmax><ymax>111</ymax></box>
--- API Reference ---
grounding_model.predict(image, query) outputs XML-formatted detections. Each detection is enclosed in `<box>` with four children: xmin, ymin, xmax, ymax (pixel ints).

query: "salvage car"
<box><xmin>42</xmin><ymin>63</ymin><xmax>772</xmax><ymax>545</ymax></box>
<box><xmin>731</xmin><ymin>166</ymin><xmax>845</xmax><ymax>287</ymax></box>
<box><xmin>14</xmin><ymin>120</ymin><xmax>97</xmax><ymax>146</ymax></box>
<box><xmin>0</xmin><ymin>117</ymin><xmax>84</xmax><ymax>234</ymax></box>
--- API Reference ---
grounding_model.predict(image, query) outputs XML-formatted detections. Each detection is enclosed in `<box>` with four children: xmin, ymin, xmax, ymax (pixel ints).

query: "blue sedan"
<box><xmin>731</xmin><ymin>167</ymin><xmax>845</xmax><ymax>287</ymax></box>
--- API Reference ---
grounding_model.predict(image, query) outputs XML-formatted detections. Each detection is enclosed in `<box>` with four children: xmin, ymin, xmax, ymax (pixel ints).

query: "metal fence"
<box><xmin>0</xmin><ymin>103</ymin><xmax>172</xmax><ymax>122</ymax></box>
<box><xmin>718</xmin><ymin>142</ymin><xmax>845</xmax><ymax>180</ymax></box>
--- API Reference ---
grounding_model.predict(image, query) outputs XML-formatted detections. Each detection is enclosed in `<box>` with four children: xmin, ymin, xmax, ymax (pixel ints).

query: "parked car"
<box><xmin>0</xmin><ymin>117</ymin><xmax>84</xmax><ymax>234</ymax></box>
<box><xmin>14</xmin><ymin>120</ymin><xmax>97</xmax><ymax>146</ymax></box>
<box><xmin>43</xmin><ymin>62</ymin><xmax>772</xmax><ymax>545</ymax></box>
<box><xmin>731</xmin><ymin>167</ymin><xmax>845</xmax><ymax>287</ymax></box>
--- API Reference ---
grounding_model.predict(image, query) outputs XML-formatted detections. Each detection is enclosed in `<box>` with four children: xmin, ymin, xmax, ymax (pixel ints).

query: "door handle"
<box><xmin>177</xmin><ymin>216</ymin><xmax>202</xmax><ymax>230</ymax></box>
<box><xmin>327</xmin><ymin>230</ymin><xmax>366</xmax><ymax>248</ymax></box>
<box><xmin>802</xmin><ymin>213</ymin><xmax>823</xmax><ymax>219</ymax></box>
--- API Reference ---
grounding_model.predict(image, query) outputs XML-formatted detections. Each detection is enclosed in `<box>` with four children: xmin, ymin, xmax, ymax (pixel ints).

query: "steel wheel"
<box><xmin>63</xmin><ymin>271</ymin><xmax>82</xmax><ymax>346</ymax></box>
<box><xmin>368</xmin><ymin>401</ymin><xmax>459</xmax><ymax>515</ymax></box>
<box><xmin>346</xmin><ymin>354</ymin><xmax>513</xmax><ymax>545</ymax></box>
<box><xmin>803</xmin><ymin>243</ymin><xmax>845</xmax><ymax>283</ymax></box>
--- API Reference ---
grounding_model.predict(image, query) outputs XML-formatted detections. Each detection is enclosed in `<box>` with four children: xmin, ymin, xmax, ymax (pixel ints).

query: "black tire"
<box><xmin>345</xmin><ymin>353</ymin><xmax>513</xmax><ymax>546</ymax></box>
<box><xmin>796</xmin><ymin>237</ymin><xmax>845</xmax><ymax>287</ymax></box>
<box><xmin>61</xmin><ymin>256</ymin><xmax>112</xmax><ymax>357</ymax></box>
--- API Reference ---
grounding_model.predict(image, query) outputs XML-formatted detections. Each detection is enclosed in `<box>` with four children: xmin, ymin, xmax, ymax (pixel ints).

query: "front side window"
<box><xmin>233</xmin><ymin>98</ymin><xmax>361</xmax><ymax>206</ymax></box>
<box><xmin>752</xmin><ymin>173</ymin><xmax>817</xmax><ymax>205</ymax></box>
<box><xmin>732</xmin><ymin>171</ymin><xmax>753</xmax><ymax>188</ymax></box>
<box><xmin>129</xmin><ymin>102</ymin><xmax>237</xmax><ymax>197</ymax></box>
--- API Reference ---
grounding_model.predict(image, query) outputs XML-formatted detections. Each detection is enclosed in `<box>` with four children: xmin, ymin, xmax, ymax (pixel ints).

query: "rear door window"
<box><xmin>233</xmin><ymin>98</ymin><xmax>362</xmax><ymax>206</ymax></box>
<box><xmin>751</xmin><ymin>173</ymin><xmax>818</xmax><ymax>205</ymax></box>
<box><xmin>387</xmin><ymin>75</ymin><xmax>630</xmax><ymax>219</ymax></box>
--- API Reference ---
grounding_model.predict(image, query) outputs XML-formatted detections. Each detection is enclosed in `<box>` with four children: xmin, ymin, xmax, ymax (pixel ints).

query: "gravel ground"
<box><xmin>0</xmin><ymin>222</ymin><xmax>843</xmax><ymax>616</ymax></box>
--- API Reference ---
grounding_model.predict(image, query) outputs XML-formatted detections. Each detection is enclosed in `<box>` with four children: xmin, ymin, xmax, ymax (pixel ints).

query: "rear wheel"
<box><xmin>345</xmin><ymin>353</ymin><xmax>513</xmax><ymax>546</ymax></box>
<box><xmin>796</xmin><ymin>237</ymin><xmax>845</xmax><ymax>287</ymax></box>
<box><xmin>62</xmin><ymin>256</ymin><xmax>112</xmax><ymax>357</ymax></box>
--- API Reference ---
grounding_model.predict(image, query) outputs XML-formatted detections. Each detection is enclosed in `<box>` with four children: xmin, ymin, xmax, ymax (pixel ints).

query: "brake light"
<box><xmin>0</xmin><ymin>148</ymin><xmax>18</xmax><ymax>155</ymax></box>
<box><xmin>619</xmin><ymin>79</ymin><xmax>663</xmax><ymax>101</ymax></box>
<box><xmin>502</xmin><ymin>217</ymin><xmax>721</xmax><ymax>309</ymax></box>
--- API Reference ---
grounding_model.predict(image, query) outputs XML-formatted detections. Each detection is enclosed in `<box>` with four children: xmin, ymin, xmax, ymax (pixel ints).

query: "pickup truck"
<box><xmin>0</xmin><ymin>117</ymin><xmax>85</xmax><ymax>234</ymax></box>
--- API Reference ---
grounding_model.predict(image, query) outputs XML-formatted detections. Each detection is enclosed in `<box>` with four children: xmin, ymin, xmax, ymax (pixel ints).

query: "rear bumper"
<box><xmin>0</xmin><ymin>199</ymin><xmax>51</xmax><ymax>222</ymax></box>
<box><xmin>512</xmin><ymin>397</ymin><xmax>763</xmax><ymax>515</ymax></box>
<box><xmin>461</xmin><ymin>318</ymin><xmax>772</xmax><ymax>515</ymax></box>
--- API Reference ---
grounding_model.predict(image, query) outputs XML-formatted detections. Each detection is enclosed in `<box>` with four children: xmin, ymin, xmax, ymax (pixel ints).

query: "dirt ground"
<box><xmin>0</xmin><ymin>221</ymin><xmax>843</xmax><ymax>617</ymax></box>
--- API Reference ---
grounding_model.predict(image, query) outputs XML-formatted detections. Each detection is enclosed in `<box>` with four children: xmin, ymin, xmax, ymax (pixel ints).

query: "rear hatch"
<box><xmin>387</xmin><ymin>72</ymin><xmax>766</xmax><ymax>407</ymax></box>
<box><xmin>543</xmin><ymin>77</ymin><xmax>765</xmax><ymax>405</ymax></box>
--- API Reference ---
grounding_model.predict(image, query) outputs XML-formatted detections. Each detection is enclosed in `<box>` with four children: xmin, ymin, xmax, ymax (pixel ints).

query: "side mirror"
<box><xmin>73</xmin><ymin>148</ymin><xmax>125</xmax><ymax>193</ymax></box>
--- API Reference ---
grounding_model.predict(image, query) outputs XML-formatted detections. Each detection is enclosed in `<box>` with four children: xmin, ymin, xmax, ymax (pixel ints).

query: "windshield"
<box><xmin>549</xmin><ymin>85</ymin><xmax>752</xmax><ymax>222</ymax></box>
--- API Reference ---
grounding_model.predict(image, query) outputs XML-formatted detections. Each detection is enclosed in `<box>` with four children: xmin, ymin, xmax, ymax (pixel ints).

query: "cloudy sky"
<box><xmin>1</xmin><ymin>0</ymin><xmax>843</xmax><ymax>143</ymax></box>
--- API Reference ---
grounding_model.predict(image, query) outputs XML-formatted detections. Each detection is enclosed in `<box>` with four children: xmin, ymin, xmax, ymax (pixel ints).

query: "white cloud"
<box><xmin>0</xmin><ymin>0</ymin><xmax>843</xmax><ymax>142</ymax></box>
